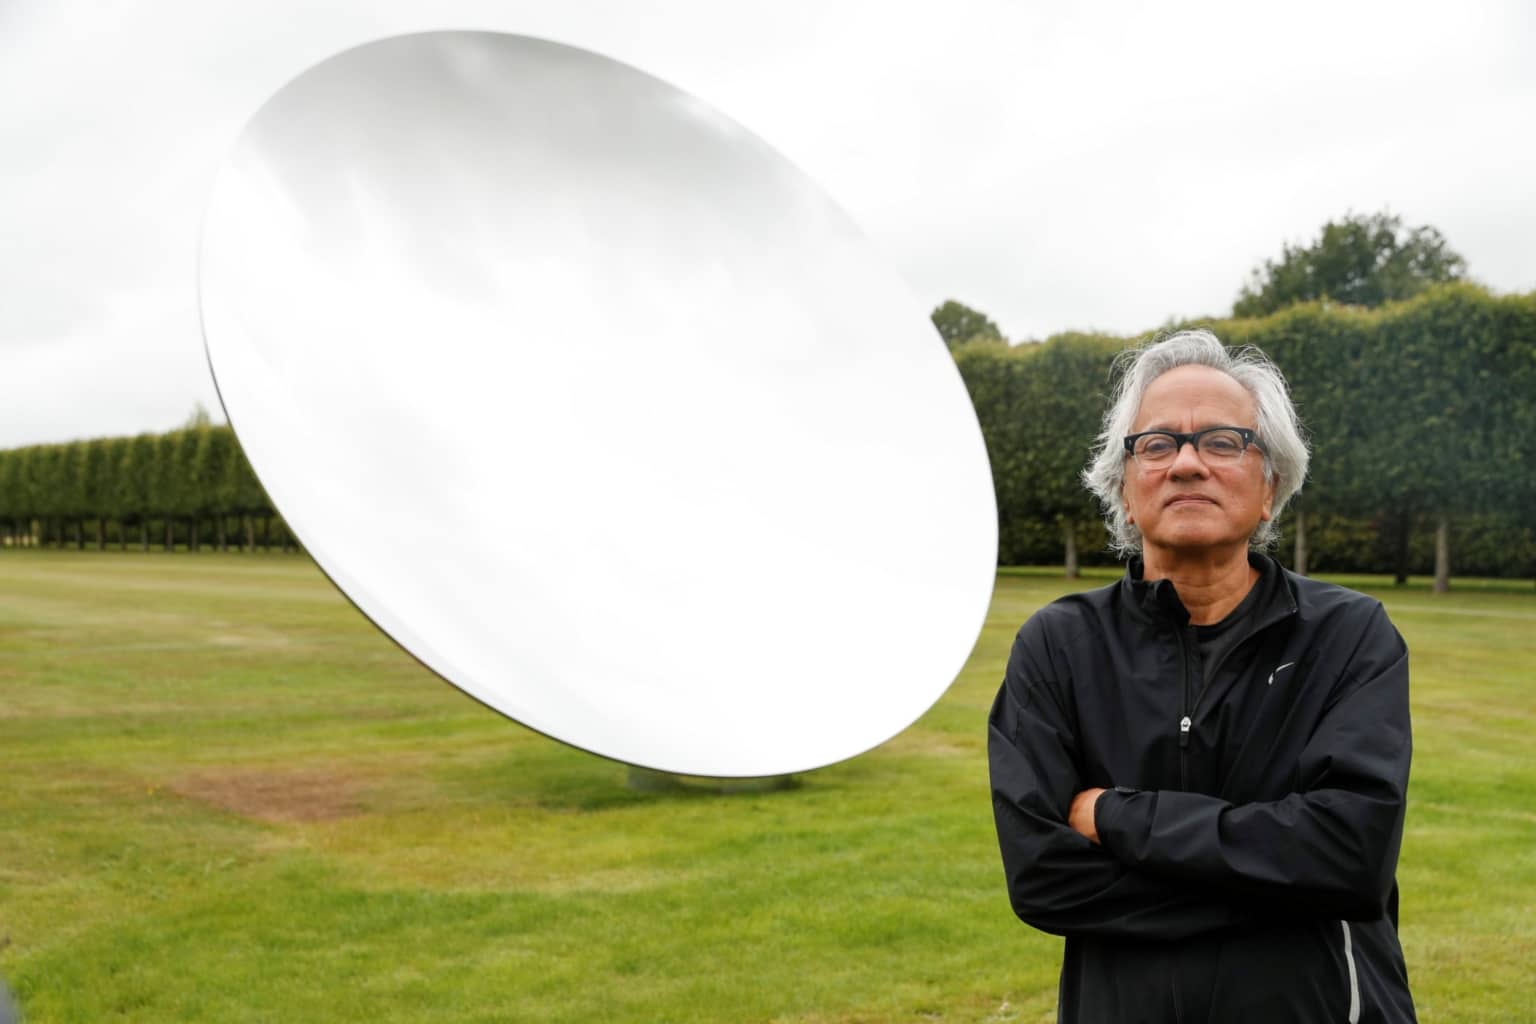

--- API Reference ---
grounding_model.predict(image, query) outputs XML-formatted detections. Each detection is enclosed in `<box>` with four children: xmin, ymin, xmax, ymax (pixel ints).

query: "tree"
<box><xmin>179</xmin><ymin>428</ymin><xmax>211</xmax><ymax>551</ymax></box>
<box><xmin>122</xmin><ymin>433</ymin><xmax>158</xmax><ymax>550</ymax></box>
<box><xmin>1012</xmin><ymin>334</ymin><xmax>1121</xmax><ymax>576</ymax></box>
<box><xmin>954</xmin><ymin>333</ymin><xmax>1120</xmax><ymax>575</ymax></box>
<box><xmin>0</xmin><ymin>451</ymin><xmax>19</xmax><ymax>546</ymax></box>
<box><xmin>100</xmin><ymin>436</ymin><xmax>132</xmax><ymax>550</ymax></box>
<box><xmin>198</xmin><ymin>428</ymin><xmax>235</xmax><ymax>550</ymax></box>
<box><xmin>224</xmin><ymin>436</ymin><xmax>271</xmax><ymax>551</ymax></box>
<box><xmin>1234</xmin><ymin>211</ymin><xmax>1466</xmax><ymax>318</ymax></box>
<box><xmin>184</xmin><ymin>403</ymin><xmax>215</xmax><ymax>429</ymax></box>
<box><xmin>153</xmin><ymin>431</ymin><xmax>182</xmax><ymax>550</ymax></box>
<box><xmin>1222</xmin><ymin>302</ymin><xmax>1377</xmax><ymax>575</ymax></box>
<box><xmin>1367</xmin><ymin>285</ymin><xmax>1518</xmax><ymax>592</ymax></box>
<box><xmin>931</xmin><ymin>299</ymin><xmax>1004</xmax><ymax>349</ymax></box>
<box><xmin>74</xmin><ymin>440</ymin><xmax>113</xmax><ymax>550</ymax></box>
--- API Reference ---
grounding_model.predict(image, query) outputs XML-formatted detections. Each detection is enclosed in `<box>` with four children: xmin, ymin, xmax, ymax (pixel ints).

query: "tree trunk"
<box><xmin>120</xmin><ymin>519</ymin><xmax>128</xmax><ymax>551</ymax></box>
<box><xmin>216</xmin><ymin>516</ymin><xmax>227</xmax><ymax>552</ymax></box>
<box><xmin>1061</xmin><ymin>517</ymin><xmax>1079</xmax><ymax>579</ymax></box>
<box><xmin>140</xmin><ymin>520</ymin><xmax>149</xmax><ymax>551</ymax></box>
<box><xmin>1292</xmin><ymin>507</ymin><xmax>1308</xmax><ymax>576</ymax></box>
<box><xmin>244</xmin><ymin>515</ymin><xmax>256</xmax><ymax>552</ymax></box>
<box><xmin>1433</xmin><ymin>514</ymin><xmax>1450</xmax><ymax>593</ymax></box>
<box><xmin>190</xmin><ymin>518</ymin><xmax>200</xmax><ymax>553</ymax></box>
<box><xmin>75</xmin><ymin>519</ymin><xmax>85</xmax><ymax>550</ymax></box>
<box><xmin>97</xmin><ymin>516</ymin><xmax>106</xmax><ymax>551</ymax></box>
<box><xmin>1392</xmin><ymin>514</ymin><xmax>1411</xmax><ymax>586</ymax></box>
<box><xmin>164</xmin><ymin>519</ymin><xmax>174</xmax><ymax>552</ymax></box>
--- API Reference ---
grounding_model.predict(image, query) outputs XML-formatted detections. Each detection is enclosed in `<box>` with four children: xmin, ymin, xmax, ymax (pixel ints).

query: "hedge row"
<box><xmin>954</xmin><ymin>283</ymin><xmax>1536</xmax><ymax>581</ymax></box>
<box><xmin>0</xmin><ymin>425</ymin><xmax>292</xmax><ymax>552</ymax></box>
<box><xmin>3</xmin><ymin>284</ymin><xmax>1532</xmax><ymax>582</ymax></box>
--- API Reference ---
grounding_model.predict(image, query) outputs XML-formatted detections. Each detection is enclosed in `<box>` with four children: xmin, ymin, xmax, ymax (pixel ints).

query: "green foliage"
<box><xmin>123</xmin><ymin>432</ymin><xmax>160</xmax><ymax>523</ymax></box>
<box><xmin>0</xmin><ymin>426</ymin><xmax>281</xmax><ymax>549</ymax></box>
<box><xmin>1234</xmin><ymin>211</ymin><xmax>1467</xmax><ymax>318</ymax></box>
<box><xmin>956</xmin><ymin>287</ymin><xmax>1536</xmax><ymax>576</ymax></box>
<box><xmin>225</xmin><ymin>438</ymin><xmax>269</xmax><ymax>516</ymax></box>
<box><xmin>1013</xmin><ymin>333</ymin><xmax>1121</xmax><ymax>520</ymax></box>
<box><xmin>954</xmin><ymin>333</ymin><xmax>1123</xmax><ymax>568</ymax></box>
<box><xmin>930</xmin><ymin>299</ymin><xmax>1004</xmax><ymax>349</ymax></box>
<box><xmin>1369</xmin><ymin>285</ymin><xmax>1510</xmax><ymax>519</ymax></box>
<box><xmin>183</xmin><ymin>402</ymin><xmax>215</xmax><ymax>430</ymax></box>
<box><xmin>1275</xmin><ymin>509</ymin><xmax>1536</xmax><ymax>579</ymax></box>
<box><xmin>1199</xmin><ymin>284</ymin><xmax>1533</xmax><ymax>579</ymax></box>
<box><xmin>1221</xmin><ymin>300</ymin><xmax>1377</xmax><ymax>514</ymax></box>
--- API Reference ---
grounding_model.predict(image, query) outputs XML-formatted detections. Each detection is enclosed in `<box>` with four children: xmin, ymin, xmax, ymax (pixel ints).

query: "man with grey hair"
<box><xmin>988</xmin><ymin>330</ymin><xmax>1416</xmax><ymax>1022</ymax></box>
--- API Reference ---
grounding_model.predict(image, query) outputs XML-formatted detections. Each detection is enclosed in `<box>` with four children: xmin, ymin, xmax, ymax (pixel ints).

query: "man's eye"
<box><xmin>1203</xmin><ymin>433</ymin><xmax>1244</xmax><ymax>455</ymax></box>
<box><xmin>1139</xmin><ymin>438</ymin><xmax>1176</xmax><ymax>456</ymax></box>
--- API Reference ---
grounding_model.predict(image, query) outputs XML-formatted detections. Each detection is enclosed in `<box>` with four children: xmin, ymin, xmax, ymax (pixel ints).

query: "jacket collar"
<box><xmin>1121</xmin><ymin>551</ymin><xmax>1297</xmax><ymax>630</ymax></box>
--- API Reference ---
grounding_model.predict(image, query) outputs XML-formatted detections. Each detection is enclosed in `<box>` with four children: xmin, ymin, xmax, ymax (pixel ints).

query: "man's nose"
<box><xmin>1167</xmin><ymin>439</ymin><xmax>1209</xmax><ymax>476</ymax></box>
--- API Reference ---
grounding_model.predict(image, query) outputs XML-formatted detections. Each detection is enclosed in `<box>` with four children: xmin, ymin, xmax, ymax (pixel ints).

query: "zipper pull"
<box><xmin>1179</xmin><ymin>715</ymin><xmax>1192</xmax><ymax>748</ymax></box>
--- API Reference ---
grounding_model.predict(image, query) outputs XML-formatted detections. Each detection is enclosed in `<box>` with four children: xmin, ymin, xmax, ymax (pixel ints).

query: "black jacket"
<box><xmin>989</xmin><ymin>555</ymin><xmax>1416</xmax><ymax>1023</ymax></box>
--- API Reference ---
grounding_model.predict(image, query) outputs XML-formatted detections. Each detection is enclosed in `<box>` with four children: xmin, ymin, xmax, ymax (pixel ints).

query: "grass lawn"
<box><xmin>1</xmin><ymin>552</ymin><xmax>1532</xmax><ymax>1022</ymax></box>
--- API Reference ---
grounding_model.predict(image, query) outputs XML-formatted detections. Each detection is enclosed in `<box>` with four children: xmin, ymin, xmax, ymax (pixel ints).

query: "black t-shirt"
<box><xmin>1193</xmin><ymin>559</ymin><xmax>1280</xmax><ymax>688</ymax></box>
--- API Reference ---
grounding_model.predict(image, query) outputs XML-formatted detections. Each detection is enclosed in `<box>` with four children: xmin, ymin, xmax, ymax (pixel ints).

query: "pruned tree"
<box><xmin>955</xmin><ymin>333</ymin><xmax>1120</xmax><ymax>575</ymax></box>
<box><xmin>931</xmin><ymin>299</ymin><xmax>1005</xmax><ymax>350</ymax></box>
<box><xmin>1015</xmin><ymin>333</ymin><xmax>1121</xmax><ymax>576</ymax></box>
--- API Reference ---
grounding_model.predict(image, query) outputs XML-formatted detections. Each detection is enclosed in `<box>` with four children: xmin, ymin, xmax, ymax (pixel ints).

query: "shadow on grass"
<box><xmin>447</xmin><ymin>748</ymin><xmax>812</xmax><ymax>813</ymax></box>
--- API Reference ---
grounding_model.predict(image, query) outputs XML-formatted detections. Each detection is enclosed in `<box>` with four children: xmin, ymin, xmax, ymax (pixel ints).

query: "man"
<box><xmin>988</xmin><ymin>330</ymin><xmax>1416</xmax><ymax>1022</ymax></box>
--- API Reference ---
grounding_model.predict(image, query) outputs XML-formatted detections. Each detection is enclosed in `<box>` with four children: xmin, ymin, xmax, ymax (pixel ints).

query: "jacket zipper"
<box><xmin>1174</xmin><ymin>627</ymin><xmax>1195</xmax><ymax>789</ymax></box>
<box><xmin>1171</xmin><ymin>586</ymin><xmax>1300</xmax><ymax>792</ymax></box>
<box><xmin>1151</xmin><ymin>569</ymin><xmax>1299</xmax><ymax>791</ymax></box>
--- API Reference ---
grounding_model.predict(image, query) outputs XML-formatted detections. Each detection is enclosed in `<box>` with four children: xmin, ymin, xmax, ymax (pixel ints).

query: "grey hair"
<box><xmin>1082</xmin><ymin>329</ymin><xmax>1310</xmax><ymax>558</ymax></box>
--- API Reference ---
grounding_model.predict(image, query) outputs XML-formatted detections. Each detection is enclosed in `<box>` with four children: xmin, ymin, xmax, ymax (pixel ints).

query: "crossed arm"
<box><xmin>989</xmin><ymin>606</ymin><xmax>1412</xmax><ymax>939</ymax></box>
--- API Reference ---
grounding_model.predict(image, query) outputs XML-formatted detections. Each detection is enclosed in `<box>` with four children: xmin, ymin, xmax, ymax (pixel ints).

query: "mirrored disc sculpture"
<box><xmin>199</xmin><ymin>31</ymin><xmax>998</xmax><ymax>777</ymax></box>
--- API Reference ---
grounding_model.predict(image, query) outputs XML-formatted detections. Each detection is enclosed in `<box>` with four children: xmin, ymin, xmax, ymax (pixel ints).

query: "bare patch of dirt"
<box><xmin>171</xmin><ymin>768</ymin><xmax>365</xmax><ymax>823</ymax></box>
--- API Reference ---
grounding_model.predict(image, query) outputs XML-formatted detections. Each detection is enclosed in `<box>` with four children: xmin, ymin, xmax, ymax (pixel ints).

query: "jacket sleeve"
<box><xmin>989</xmin><ymin>615</ymin><xmax>1268</xmax><ymax>940</ymax></box>
<box><xmin>1093</xmin><ymin>603</ymin><xmax>1411</xmax><ymax>921</ymax></box>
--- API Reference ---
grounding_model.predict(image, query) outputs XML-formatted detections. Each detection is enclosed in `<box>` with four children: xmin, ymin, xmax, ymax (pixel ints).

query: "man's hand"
<box><xmin>1069</xmin><ymin>788</ymin><xmax>1107</xmax><ymax>844</ymax></box>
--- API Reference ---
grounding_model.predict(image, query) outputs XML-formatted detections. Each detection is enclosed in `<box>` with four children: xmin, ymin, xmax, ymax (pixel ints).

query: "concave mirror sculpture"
<box><xmin>200</xmin><ymin>31</ymin><xmax>997</xmax><ymax>777</ymax></box>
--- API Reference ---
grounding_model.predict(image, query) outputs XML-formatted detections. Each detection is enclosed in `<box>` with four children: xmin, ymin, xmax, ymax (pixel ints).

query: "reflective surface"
<box><xmin>200</xmin><ymin>31</ymin><xmax>997</xmax><ymax>776</ymax></box>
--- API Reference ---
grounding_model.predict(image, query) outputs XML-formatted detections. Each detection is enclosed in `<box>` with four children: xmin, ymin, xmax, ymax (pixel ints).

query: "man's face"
<box><xmin>1122</xmin><ymin>365</ymin><xmax>1275</xmax><ymax>563</ymax></box>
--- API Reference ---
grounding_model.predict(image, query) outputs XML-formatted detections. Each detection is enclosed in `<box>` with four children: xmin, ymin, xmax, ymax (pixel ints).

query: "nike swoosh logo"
<box><xmin>1267</xmin><ymin>662</ymin><xmax>1296</xmax><ymax>686</ymax></box>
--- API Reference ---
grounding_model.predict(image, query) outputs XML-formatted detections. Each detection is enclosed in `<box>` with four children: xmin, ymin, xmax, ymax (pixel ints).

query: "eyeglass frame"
<box><xmin>1122</xmin><ymin>426</ymin><xmax>1259</xmax><ymax>465</ymax></box>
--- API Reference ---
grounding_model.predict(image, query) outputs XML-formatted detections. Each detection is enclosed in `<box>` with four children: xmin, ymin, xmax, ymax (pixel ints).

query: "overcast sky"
<box><xmin>4</xmin><ymin>0</ymin><xmax>1533</xmax><ymax>450</ymax></box>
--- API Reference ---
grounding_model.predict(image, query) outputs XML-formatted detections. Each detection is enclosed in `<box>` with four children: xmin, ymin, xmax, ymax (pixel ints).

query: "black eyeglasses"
<box><xmin>1123</xmin><ymin>427</ymin><xmax>1258</xmax><ymax>467</ymax></box>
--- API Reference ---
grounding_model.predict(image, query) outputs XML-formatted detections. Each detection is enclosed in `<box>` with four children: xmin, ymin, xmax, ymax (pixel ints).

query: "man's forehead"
<box><xmin>1135</xmin><ymin>365</ymin><xmax>1255</xmax><ymax>422</ymax></box>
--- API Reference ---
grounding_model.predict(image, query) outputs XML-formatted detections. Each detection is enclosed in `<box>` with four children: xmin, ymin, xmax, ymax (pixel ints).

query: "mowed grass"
<box><xmin>0</xmin><ymin>553</ymin><xmax>1532</xmax><ymax>1023</ymax></box>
